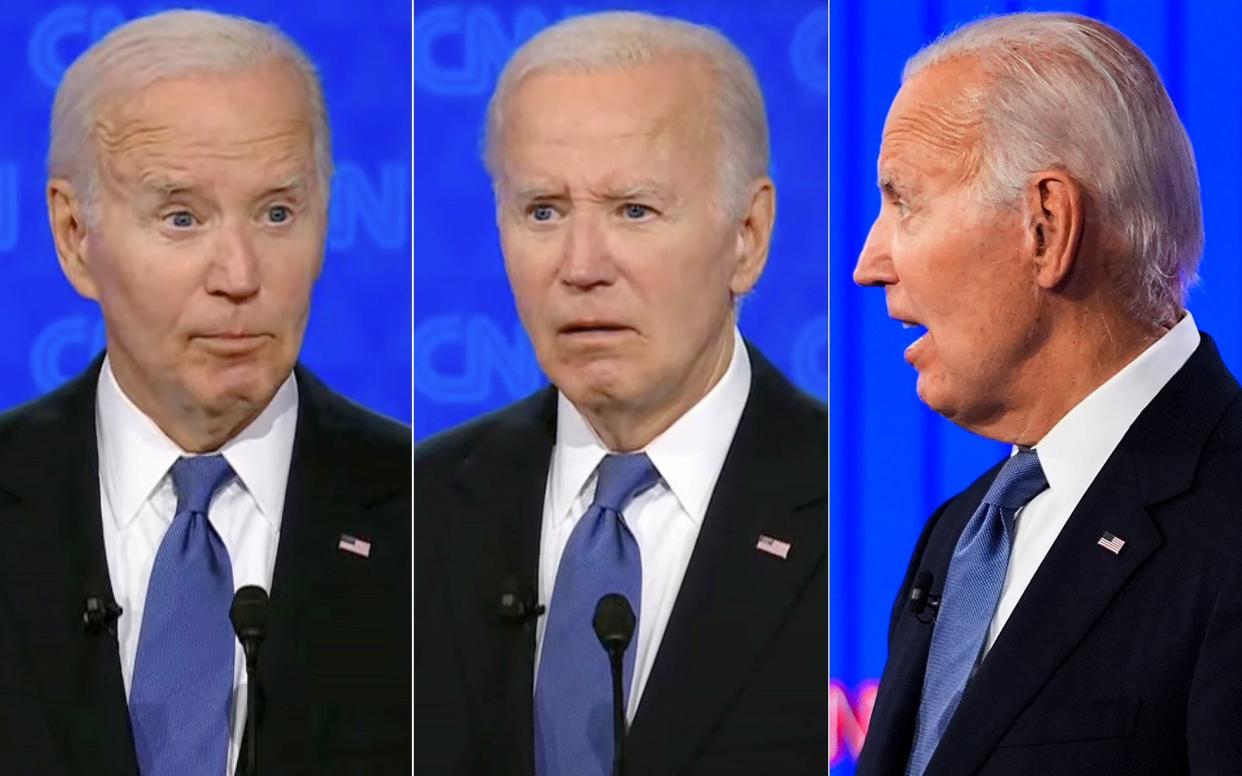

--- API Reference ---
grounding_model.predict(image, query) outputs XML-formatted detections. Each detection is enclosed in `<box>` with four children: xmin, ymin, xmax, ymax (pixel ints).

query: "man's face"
<box><xmin>854</xmin><ymin>58</ymin><xmax>1043</xmax><ymax>428</ymax></box>
<box><xmin>495</xmin><ymin>60</ymin><xmax>763</xmax><ymax>427</ymax></box>
<box><xmin>59</xmin><ymin>61</ymin><xmax>325</xmax><ymax>434</ymax></box>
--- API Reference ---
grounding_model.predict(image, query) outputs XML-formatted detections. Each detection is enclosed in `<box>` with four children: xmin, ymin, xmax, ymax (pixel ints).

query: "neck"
<box><xmin>579</xmin><ymin>327</ymin><xmax>736</xmax><ymax>452</ymax></box>
<box><xmin>966</xmin><ymin>304</ymin><xmax>1169</xmax><ymax>446</ymax></box>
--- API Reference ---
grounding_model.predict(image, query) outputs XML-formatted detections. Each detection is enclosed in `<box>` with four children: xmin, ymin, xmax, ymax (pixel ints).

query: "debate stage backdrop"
<box><xmin>0</xmin><ymin>1</ymin><xmax>410</xmax><ymax>422</ymax></box>
<box><xmin>413</xmin><ymin>1</ymin><xmax>828</xmax><ymax>440</ymax></box>
<box><xmin>832</xmin><ymin>0</ymin><xmax>1242</xmax><ymax>770</ymax></box>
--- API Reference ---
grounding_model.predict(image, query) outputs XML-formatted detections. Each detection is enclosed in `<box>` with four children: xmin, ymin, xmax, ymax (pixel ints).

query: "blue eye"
<box><xmin>165</xmin><ymin>211</ymin><xmax>196</xmax><ymax>228</ymax></box>
<box><xmin>623</xmin><ymin>204</ymin><xmax>652</xmax><ymax>219</ymax></box>
<box><xmin>530</xmin><ymin>204</ymin><xmax>555</xmax><ymax>222</ymax></box>
<box><xmin>268</xmin><ymin>205</ymin><xmax>292</xmax><ymax>223</ymax></box>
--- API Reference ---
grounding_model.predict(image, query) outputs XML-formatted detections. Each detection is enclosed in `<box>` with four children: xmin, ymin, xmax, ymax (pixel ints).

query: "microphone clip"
<box><xmin>499</xmin><ymin>575</ymin><xmax>545</xmax><ymax>629</ymax></box>
<box><xmin>82</xmin><ymin>596</ymin><xmax>123</xmax><ymax>638</ymax></box>
<box><xmin>908</xmin><ymin>571</ymin><xmax>941</xmax><ymax>624</ymax></box>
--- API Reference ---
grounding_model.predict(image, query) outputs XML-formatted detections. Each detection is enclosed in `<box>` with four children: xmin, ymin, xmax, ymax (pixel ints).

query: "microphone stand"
<box><xmin>231</xmin><ymin>586</ymin><xmax>269</xmax><ymax>776</ymax></box>
<box><xmin>244</xmin><ymin>649</ymin><xmax>259</xmax><ymax>776</ymax></box>
<box><xmin>593</xmin><ymin>593</ymin><xmax>636</xmax><ymax>776</ymax></box>
<box><xmin>606</xmin><ymin>643</ymin><xmax>626</xmax><ymax>776</ymax></box>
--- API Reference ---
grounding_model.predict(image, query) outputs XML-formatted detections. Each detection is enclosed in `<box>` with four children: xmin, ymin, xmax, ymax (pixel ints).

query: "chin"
<box><xmin>914</xmin><ymin>373</ymin><xmax>959</xmax><ymax>420</ymax></box>
<box><xmin>197</xmin><ymin>365</ymin><xmax>282</xmax><ymax>409</ymax></box>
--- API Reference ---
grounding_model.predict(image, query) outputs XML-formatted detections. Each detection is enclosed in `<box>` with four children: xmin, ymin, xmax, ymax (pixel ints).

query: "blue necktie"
<box><xmin>906</xmin><ymin>449</ymin><xmax>1048</xmax><ymax>776</ymax></box>
<box><xmin>130</xmin><ymin>455</ymin><xmax>237</xmax><ymax>776</ymax></box>
<box><xmin>535</xmin><ymin>453</ymin><xmax>661</xmax><ymax>776</ymax></box>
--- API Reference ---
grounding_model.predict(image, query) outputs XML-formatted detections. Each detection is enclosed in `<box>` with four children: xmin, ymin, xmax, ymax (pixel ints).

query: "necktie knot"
<box><xmin>982</xmin><ymin>449</ymin><xmax>1048</xmax><ymax>511</ymax></box>
<box><xmin>171</xmin><ymin>455</ymin><xmax>235</xmax><ymax>516</ymax></box>
<box><xmin>592</xmin><ymin>453</ymin><xmax>660</xmax><ymax>514</ymax></box>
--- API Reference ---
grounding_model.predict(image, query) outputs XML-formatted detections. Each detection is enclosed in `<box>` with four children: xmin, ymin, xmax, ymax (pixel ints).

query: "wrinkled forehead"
<box><xmin>498</xmin><ymin>59</ymin><xmax>717</xmax><ymax>176</ymax></box>
<box><xmin>93</xmin><ymin>64</ymin><xmax>317</xmax><ymax>192</ymax></box>
<box><xmin>880</xmin><ymin>59</ymin><xmax>986</xmax><ymax>183</ymax></box>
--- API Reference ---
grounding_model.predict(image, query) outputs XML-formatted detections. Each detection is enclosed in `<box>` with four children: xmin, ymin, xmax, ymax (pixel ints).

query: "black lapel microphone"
<box><xmin>499</xmin><ymin>574</ymin><xmax>545</xmax><ymax>627</ymax></box>
<box><xmin>593</xmin><ymin>593</ymin><xmax>636</xmax><ymax>776</ymax></box>
<box><xmin>230</xmin><ymin>585</ymin><xmax>270</xmax><ymax>776</ymax></box>
<box><xmin>909</xmin><ymin>570</ymin><xmax>941</xmax><ymax>623</ymax></box>
<box><xmin>82</xmin><ymin>595</ymin><xmax>123</xmax><ymax>638</ymax></box>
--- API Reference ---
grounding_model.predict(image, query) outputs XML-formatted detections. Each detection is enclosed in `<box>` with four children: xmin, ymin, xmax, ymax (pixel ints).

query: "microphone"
<box><xmin>593</xmin><ymin>593</ymin><xmax>636</xmax><ymax>776</ymax></box>
<box><xmin>909</xmin><ymin>571</ymin><xmax>941</xmax><ymax>623</ymax></box>
<box><xmin>231</xmin><ymin>586</ymin><xmax>269</xmax><ymax>776</ymax></box>
<box><xmin>82</xmin><ymin>596</ymin><xmax>123</xmax><ymax>638</ymax></box>
<box><xmin>499</xmin><ymin>575</ymin><xmax>545</xmax><ymax>626</ymax></box>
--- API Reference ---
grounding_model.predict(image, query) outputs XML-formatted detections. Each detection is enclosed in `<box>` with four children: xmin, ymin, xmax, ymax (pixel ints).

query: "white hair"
<box><xmin>483</xmin><ymin>11</ymin><xmax>769</xmax><ymax>218</ymax></box>
<box><xmin>907</xmin><ymin>12</ymin><xmax>1202</xmax><ymax>325</ymax></box>
<box><xmin>49</xmin><ymin>9</ymin><xmax>332</xmax><ymax>209</ymax></box>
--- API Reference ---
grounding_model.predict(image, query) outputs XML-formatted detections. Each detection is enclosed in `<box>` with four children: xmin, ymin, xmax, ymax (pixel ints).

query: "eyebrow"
<box><xmin>597</xmin><ymin>184</ymin><xmax>667</xmax><ymax>203</ymax></box>
<box><xmin>138</xmin><ymin>174</ymin><xmax>311</xmax><ymax>199</ymax></box>
<box><xmin>261</xmin><ymin>176</ymin><xmax>310</xmax><ymax>199</ymax></box>
<box><xmin>511</xmin><ymin>186</ymin><xmax>569</xmax><ymax>202</ymax></box>
<box><xmin>139</xmin><ymin>175</ymin><xmax>196</xmax><ymax>197</ymax></box>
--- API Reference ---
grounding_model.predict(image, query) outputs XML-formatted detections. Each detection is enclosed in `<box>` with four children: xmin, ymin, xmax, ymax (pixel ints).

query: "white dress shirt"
<box><xmin>96</xmin><ymin>357</ymin><xmax>298</xmax><ymax>776</ymax></box>
<box><xmin>534</xmin><ymin>328</ymin><xmax>752</xmax><ymax>721</ymax></box>
<box><xmin>985</xmin><ymin>312</ymin><xmax>1201</xmax><ymax>652</ymax></box>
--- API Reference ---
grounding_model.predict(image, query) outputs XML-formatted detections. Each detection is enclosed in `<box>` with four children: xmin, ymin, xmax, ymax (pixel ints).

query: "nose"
<box><xmin>854</xmin><ymin>216</ymin><xmax>898</xmax><ymax>288</ymax></box>
<box><xmin>206</xmin><ymin>222</ymin><xmax>261</xmax><ymax>301</ymax></box>
<box><xmin>558</xmin><ymin>210</ymin><xmax>616</xmax><ymax>290</ymax></box>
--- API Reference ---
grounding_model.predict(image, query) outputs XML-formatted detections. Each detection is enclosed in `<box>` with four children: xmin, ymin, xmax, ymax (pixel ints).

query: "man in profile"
<box><xmin>416</xmin><ymin>11</ymin><xmax>827</xmax><ymax>776</ymax></box>
<box><xmin>0</xmin><ymin>10</ymin><xmax>409</xmax><ymax>775</ymax></box>
<box><xmin>856</xmin><ymin>12</ymin><xmax>1242</xmax><ymax>775</ymax></box>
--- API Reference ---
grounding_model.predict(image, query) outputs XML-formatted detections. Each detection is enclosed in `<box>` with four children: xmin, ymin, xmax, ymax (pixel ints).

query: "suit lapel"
<box><xmin>253</xmin><ymin>366</ymin><xmax>410</xmax><ymax>767</ymax></box>
<box><xmin>442</xmin><ymin>389</ymin><xmax>556</xmax><ymax>776</ymax></box>
<box><xmin>927</xmin><ymin>459</ymin><xmax>1159</xmax><ymax>775</ymax></box>
<box><xmin>627</xmin><ymin>349</ymin><xmax>827</xmax><ymax>774</ymax></box>
<box><xmin>926</xmin><ymin>336</ymin><xmax>1237</xmax><ymax>776</ymax></box>
<box><xmin>0</xmin><ymin>359</ymin><xmax>138</xmax><ymax>775</ymax></box>
<box><xmin>858</xmin><ymin>484</ymin><xmax>987</xmax><ymax>776</ymax></box>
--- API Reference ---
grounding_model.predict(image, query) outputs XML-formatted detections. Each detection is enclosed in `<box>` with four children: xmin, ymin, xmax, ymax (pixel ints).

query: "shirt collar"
<box><xmin>96</xmin><ymin>356</ymin><xmax>299</xmax><ymax>531</ymax></box>
<box><xmin>1021</xmin><ymin>311</ymin><xmax>1201</xmax><ymax>505</ymax></box>
<box><xmin>549</xmin><ymin>328</ymin><xmax>752</xmax><ymax>526</ymax></box>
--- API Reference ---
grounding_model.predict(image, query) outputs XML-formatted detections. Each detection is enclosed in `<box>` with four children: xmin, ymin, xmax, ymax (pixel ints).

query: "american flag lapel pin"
<box><xmin>338</xmin><ymin>533</ymin><xmax>372</xmax><ymax>558</ymax></box>
<box><xmin>756</xmin><ymin>534</ymin><xmax>791</xmax><ymax>560</ymax></box>
<box><xmin>1096</xmin><ymin>531</ymin><xmax>1126</xmax><ymax>555</ymax></box>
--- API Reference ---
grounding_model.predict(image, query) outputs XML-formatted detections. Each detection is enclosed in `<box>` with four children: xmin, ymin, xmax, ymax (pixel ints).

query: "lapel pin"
<box><xmin>756</xmin><ymin>534</ymin><xmax>791</xmax><ymax>560</ymax></box>
<box><xmin>1096</xmin><ymin>531</ymin><xmax>1126</xmax><ymax>555</ymax></box>
<box><xmin>338</xmin><ymin>533</ymin><xmax>372</xmax><ymax>558</ymax></box>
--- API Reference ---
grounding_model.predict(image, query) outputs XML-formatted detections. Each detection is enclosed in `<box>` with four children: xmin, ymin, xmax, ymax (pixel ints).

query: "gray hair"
<box><xmin>483</xmin><ymin>11</ymin><xmax>769</xmax><ymax>218</ymax></box>
<box><xmin>49</xmin><ymin>9</ymin><xmax>333</xmax><ymax>209</ymax></box>
<box><xmin>907</xmin><ymin>12</ymin><xmax>1202</xmax><ymax>325</ymax></box>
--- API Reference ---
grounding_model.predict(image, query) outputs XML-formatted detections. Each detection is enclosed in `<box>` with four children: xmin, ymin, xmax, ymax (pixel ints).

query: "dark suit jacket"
<box><xmin>858</xmin><ymin>334</ymin><xmax>1242</xmax><ymax>775</ymax></box>
<box><xmin>0</xmin><ymin>358</ymin><xmax>411</xmax><ymax>775</ymax></box>
<box><xmin>415</xmin><ymin>345</ymin><xmax>828</xmax><ymax>775</ymax></box>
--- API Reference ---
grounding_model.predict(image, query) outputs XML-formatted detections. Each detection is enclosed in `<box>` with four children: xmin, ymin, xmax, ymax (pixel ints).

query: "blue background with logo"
<box><xmin>0</xmin><ymin>1</ymin><xmax>410</xmax><ymax>422</ymax></box>
<box><xmin>413</xmin><ymin>1</ymin><xmax>828</xmax><ymax>440</ymax></box>
<box><xmin>832</xmin><ymin>0</ymin><xmax>1242</xmax><ymax>769</ymax></box>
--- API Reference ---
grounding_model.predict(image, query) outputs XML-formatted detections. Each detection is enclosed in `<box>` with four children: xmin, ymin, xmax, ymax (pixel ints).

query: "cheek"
<box><xmin>89</xmin><ymin>246</ymin><xmax>187</xmax><ymax>330</ymax></box>
<box><xmin>501</xmin><ymin>242</ymin><xmax>558</xmax><ymax>318</ymax></box>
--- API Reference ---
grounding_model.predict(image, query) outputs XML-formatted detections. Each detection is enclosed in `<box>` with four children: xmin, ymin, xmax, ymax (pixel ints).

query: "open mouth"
<box><xmin>895</xmin><ymin>319</ymin><xmax>926</xmax><ymax>337</ymax></box>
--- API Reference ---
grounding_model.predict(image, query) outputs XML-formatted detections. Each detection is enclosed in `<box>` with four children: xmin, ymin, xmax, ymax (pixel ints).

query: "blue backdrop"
<box><xmin>831</xmin><ymin>0</ymin><xmax>1242</xmax><ymax>769</ymax></box>
<box><xmin>413</xmin><ymin>1</ymin><xmax>828</xmax><ymax>440</ymax></box>
<box><xmin>0</xmin><ymin>1</ymin><xmax>410</xmax><ymax>423</ymax></box>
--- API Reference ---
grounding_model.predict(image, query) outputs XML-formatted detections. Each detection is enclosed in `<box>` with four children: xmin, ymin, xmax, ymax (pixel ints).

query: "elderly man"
<box><xmin>0</xmin><ymin>10</ymin><xmax>410</xmax><ymax>776</ymax></box>
<box><xmin>415</xmin><ymin>11</ymin><xmax>826</xmax><ymax>776</ymax></box>
<box><xmin>855</xmin><ymin>12</ymin><xmax>1242</xmax><ymax>776</ymax></box>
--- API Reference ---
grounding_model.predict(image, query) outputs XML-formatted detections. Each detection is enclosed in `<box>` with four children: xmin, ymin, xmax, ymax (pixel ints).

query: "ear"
<box><xmin>729</xmin><ymin>177</ymin><xmax>776</xmax><ymax>297</ymax></box>
<box><xmin>47</xmin><ymin>178</ymin><xmax>99</xmax><ymax>300</ymax></box>
<box><xmin>1023</xmin><ymin>169</ymin><xmax>1083</xmax><ymax>290</ymax></box>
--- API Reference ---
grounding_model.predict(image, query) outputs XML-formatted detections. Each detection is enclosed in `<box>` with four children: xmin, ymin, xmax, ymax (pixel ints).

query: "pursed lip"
<box><xmin>193</xmin><ymin>332</ymin><xmax>272</xmax><ymax>353</ymax></box>
<box><xmin>556</xmin><ymin>320</ymin><xmax>635</xmax><ymax>335</ymax></box>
